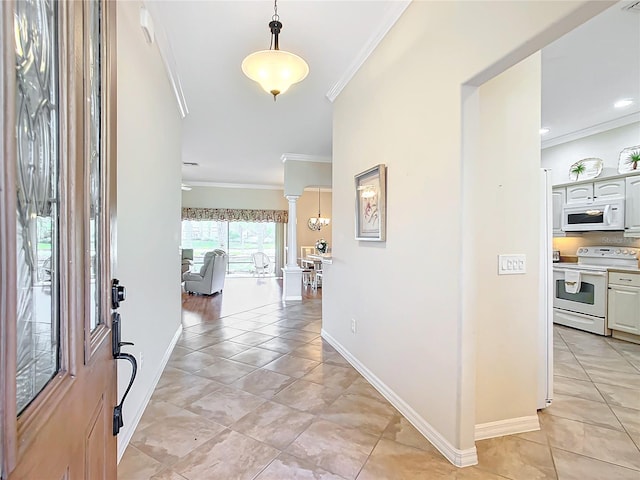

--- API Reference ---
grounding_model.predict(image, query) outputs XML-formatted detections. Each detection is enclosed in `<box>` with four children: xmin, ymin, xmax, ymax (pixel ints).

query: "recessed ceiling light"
<box><xmin>181</xmin><ymin>184</ymin><xmax>192</xmax><ymax>191</ymax></box>
<box><xmin>614</xmin><ymin>99</ymin><xmax>634</xmax><ymax>109</ymax></box>
<box><xmin>182</xmin><ymin>161</ymin><xmax>199</xmax><ymax>166</ymax></box>
<box><xmin>540</xmin><ymin>128</ymin><xmax>550</xmax><ymax>135</ymax></box>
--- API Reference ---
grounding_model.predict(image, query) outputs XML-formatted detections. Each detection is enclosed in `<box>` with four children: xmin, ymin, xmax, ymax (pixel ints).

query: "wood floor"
<box><xmin>181</xmin><ymin>276</ymin><xmax>321</xmax><ymax>327</ymax></box>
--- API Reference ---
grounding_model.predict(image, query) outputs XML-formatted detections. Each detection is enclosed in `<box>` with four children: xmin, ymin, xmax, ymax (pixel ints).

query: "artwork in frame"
<box><xmin>355</xmin><ymin>164</ymin><xmax>386</xmax><ymax>241</ymax></box>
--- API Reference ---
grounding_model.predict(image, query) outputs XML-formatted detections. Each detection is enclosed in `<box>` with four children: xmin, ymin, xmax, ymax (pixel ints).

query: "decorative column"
<box><xmin>282</xmin><ymin>195</ymin><xmax>303</xmax><ymax>302</ymax></box>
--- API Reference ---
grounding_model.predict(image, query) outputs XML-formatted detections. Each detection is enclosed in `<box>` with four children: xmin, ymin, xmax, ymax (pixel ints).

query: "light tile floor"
<box><xmin>119</xmin><ymin>297</ymin><xmax>640</xmax><ymax>479</ymax></box>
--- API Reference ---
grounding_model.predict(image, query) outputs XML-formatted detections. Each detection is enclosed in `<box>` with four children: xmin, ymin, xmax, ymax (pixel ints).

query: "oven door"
<box><xmin>553</xmin><ymin>268</ymin><xmax>607</xmax><ymax>317</ymax></box>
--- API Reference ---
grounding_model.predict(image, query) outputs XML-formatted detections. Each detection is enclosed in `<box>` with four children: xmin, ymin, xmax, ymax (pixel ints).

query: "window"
<box><xmin>182</xmin><ymin>220</ymin><xmax>276</xmax><ymax>275</ymax></box>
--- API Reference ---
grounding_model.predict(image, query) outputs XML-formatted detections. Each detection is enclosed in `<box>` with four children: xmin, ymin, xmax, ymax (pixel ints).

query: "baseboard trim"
<box><xmin>321</xmin><ymin>329</ymin><xmax>478</xmax><ymax>468</ymax></box>
<box><xmin>474</xmin><ymin>415</ymin><xmax>540</xmax><ymax>441</ymax></box>
<box><xmin>117</xmin><ymin>324</ymin><xmax>183</xmax><ymax>462</ymax></box>
<box><xmin>283</xmin><ymin>295</ymin><xmax>302</xmax><ymax>302</ymax></box>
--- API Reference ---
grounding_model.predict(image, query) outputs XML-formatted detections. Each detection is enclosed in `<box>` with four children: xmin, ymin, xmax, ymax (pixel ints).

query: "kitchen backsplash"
<box><xmin>553</xmin><ymin>232</ymin><xmax>640</xmax><ymax>262</ymax></box>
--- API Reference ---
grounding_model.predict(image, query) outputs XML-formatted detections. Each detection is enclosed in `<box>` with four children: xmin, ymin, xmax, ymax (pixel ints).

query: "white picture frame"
<box><xmin>355</xmin><ymin>164</ymin><xmax>386</xmax><ymax>241</ymax></box>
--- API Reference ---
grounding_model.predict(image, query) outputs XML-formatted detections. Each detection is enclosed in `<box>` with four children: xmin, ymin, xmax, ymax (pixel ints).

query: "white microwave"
<box><xmin>562</xmin><ymin>199</ymin><xmax>625</xmax><ymax>232</ymax></box>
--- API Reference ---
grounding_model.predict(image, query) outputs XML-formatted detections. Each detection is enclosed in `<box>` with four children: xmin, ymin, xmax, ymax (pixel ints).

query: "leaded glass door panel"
<box><xmin>1</xmin><ymin>1</ymin><xmax>118</xmax><ymax>478</ymax></box>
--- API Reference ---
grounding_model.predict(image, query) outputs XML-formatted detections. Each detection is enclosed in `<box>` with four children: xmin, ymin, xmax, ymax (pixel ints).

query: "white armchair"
<box><xmin>183</xmin><ymin>249</ymin><xmax>227</xmax><ymax>295</ymax></box>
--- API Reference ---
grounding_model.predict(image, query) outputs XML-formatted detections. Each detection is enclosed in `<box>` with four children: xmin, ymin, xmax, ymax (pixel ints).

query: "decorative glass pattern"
<box><xmin>14</xmin><ymin>0</ymin><xmax>60</xmax><ymax>414</ymax></box>
<box><xmin>88</xmin><ymin>0</ymin><xmax>102</xmax><ymax>331</ymax></box>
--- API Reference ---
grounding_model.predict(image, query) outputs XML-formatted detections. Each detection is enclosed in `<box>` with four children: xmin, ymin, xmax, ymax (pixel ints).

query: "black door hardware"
<box><xmin>112</xmin><ymin>311</ymin><xmax>137</xmax><ymax>435</ymax></box>
<box><xmin>111</xmin><ymin>278</ymin><xmax>126</xmax><ymax>309</ymax></box>
<box><xmin>110</xmin><ymin>279</ymin><xmax>137</xmax><ymax>436</ymax></box>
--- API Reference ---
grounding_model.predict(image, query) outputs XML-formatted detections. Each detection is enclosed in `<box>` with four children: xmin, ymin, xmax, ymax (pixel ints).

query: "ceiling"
<box><xmin>541</xmin><ymin>1</ymin><xmax>640</xmax><ymax>146</ymax></box>
<box><xmin>147</xmin><ymin>1</ymin><xmax>640</xmax><ymax>187</ymax></box>
<box><xmin>147</xmin><ymin>0</ymin><xmax>407</xmax><ymax>187</ymax></box>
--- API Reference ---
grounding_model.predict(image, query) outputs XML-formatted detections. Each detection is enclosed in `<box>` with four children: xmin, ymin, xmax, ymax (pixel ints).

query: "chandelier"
<box><xmin>241</xmin><ymin>0</ymin><xmax>309</xmax><ymax>100</ymax></box>
<box><xmin>308</xmin><ymin>188</ymin><xmax>330</xmax><ymax>231</ymax></box>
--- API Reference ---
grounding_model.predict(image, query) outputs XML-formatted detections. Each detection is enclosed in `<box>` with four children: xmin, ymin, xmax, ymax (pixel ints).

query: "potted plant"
<box><xmin>315</xmin><ymin>238</ymin><xmax>328</xmax><ymax>254</ymax></box>
<box><xmin>571</xmin><ymin>161</ymin><xmax>586</xmax><ymax>180</ymax></box>
<box><xmin>627</xmin><ymin>150</ymin><xmax>640</xmax><ymax>170</ymax></box>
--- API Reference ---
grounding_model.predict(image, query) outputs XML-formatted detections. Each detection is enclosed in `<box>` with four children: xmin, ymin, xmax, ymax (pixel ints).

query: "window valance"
<box><xmin>182</xmin><ymin>207</ymin><xmax>288</xmax><ymax>223</ymax></box>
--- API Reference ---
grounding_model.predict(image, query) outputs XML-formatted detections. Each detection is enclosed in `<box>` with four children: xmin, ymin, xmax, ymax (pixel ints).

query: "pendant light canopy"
<box><xmin>242</xmin><ymin>0</ymin><xmax>309</xmax><ymax>100</ymax></box>
<box><xmin>308</xmin><ymin>188</ymin><xmax>330</xmax><ymax>231</ymax></box>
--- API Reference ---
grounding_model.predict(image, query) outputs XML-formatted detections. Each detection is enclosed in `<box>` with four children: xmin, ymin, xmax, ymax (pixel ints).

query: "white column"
<box><xmin>282</xmin><ymin>195</ymin><xmax>303</xmax><ymax>302</ymax></box>
<box><xmin>286</xmin><ymin>195</ymin><xmax>299</xmax><ymax>266</ymax></box>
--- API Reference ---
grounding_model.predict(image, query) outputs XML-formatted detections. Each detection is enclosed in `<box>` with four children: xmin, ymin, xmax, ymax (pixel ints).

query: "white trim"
<box><xmin>281</xmin><ymin>153</ymin><xmax>332</xmax><ymax>164</ymax></box>
<box><xmin>283</xmin><ymin>295</ymin><xmax>303</xmax><ymax>302</ymax></box>
<box><xmin>184</xmin><ymin>181</ymin><xmax>284</xmax><ymax>191</ymax></box>
<box><xmin>326</xmin><ymin>1</ymin><xmax>412</xmax><ymax>103</ymax></box>
<box><xmin>143</xmin><ymin>2</ymin><xmax>189</xmax><ymax>118</ymax></box>
<box><xmin>117</xmin><ymin>324</ymin><xmax>183</xmax><ymax>463</ymax></box>
<box><xmin>541</xmin><ymin>112</ymin><xmax>640</xmax><ymax>149</ymax></box>
<box><xmin>321</xmin><ymin>329</ymin><xmax>478</xmax><ymax>468</ymax></box>
<box><xmin>474</xmin><ymin>415</ymin><xmax>540</xmax><ymax>441</ymax></box>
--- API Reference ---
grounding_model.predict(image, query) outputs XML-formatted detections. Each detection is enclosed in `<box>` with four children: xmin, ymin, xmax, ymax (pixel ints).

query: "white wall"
<box><xmin>182</xmin><ymin>186</ymin><xmax>288</xmax><ymax>210</ymax></box>
<box><xmin>327</xmin><ymin>0</ymin><xmax>609</xmax><ymax>463</ymax></box>
<box><xmin>542</xmin><ymin>122</ymin><xmax>640</xmax><ymax>185</ymax></box>
<box><xmin>283</xmin><ymin>161</ymin><xmax>332</xmax><ymax>196</ymax></box>
<box><xmin>116</xmin><ymin>1</ymin><xmax>183</xmax><ymax>459</ymax></box>
<box><xmin>467</xmin><ymin>53</ymin><xmax>541</xmax><ymax>427</ymax></box>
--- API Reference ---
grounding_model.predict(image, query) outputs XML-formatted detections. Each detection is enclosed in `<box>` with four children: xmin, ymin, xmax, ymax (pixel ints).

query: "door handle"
<box><xmin>113</xmin><ymin>352</ymin><xmax>137</xmax><ymax>436</ymax></box>
<box><xmin>111</xmin><ymin>311</ymin><xmax>138</xmax><ymax>435</ymax></box>
<box><xmin>603</xmin><ymin>204</ymin><xmax>611</xmax><ymax>225</ymax></box>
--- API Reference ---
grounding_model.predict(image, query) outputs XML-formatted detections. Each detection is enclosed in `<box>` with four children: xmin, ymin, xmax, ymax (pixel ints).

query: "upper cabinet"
<box><xmin>552</xmin><ymin>187</ymin><xmax>566</xmax><ymax>236</ymax></box>
<box><xmin>565</xmin><ymin>178</ymin><xmax>625</xmax><ymax>205</ymax></box>
<box><xmin>626</xmin><ymin>175</ymin><xmax>640</xmax><ymax>237</ymax></box>
<box><xmin>566</xmin><ymin>183</ymin><xmax>593</xmax><ymax>204</ymax></box>
<box><xmin>594</xmin><ymin>178</ymin><xmax>625</xmax><ymax>201</ymax></box>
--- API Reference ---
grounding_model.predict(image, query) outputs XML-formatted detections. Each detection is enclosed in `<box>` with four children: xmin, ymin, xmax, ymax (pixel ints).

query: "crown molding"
<box><xmin>541</xmin><ymin>112</ymin><xmax>640</xmax><ymax>149</ymax></box>
<box><xmin>326</xmin><ymin>0</ymin><xmax>412</xmax><ymax>103</ymax></box>
<box><xmin>281</xmin><ymin>153</ymin><xmax>332</xmax><ymax>163</ymax></box>
<box><xmin>143</xmin><ymin>2</ymin><xmax>189</xmax><ymax>118</ymax></box>
<box><xmin>184</xmin><ymin>181</ymin><xmax>284</xmax><ymax>191</ymax></box>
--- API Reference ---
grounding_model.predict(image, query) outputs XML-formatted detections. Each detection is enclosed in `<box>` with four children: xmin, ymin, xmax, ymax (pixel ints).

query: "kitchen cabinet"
<box><xmin>625</xmin><ymin>175</ymin><xmax>640</xmax><ymax>237</ymax></box>
<box><xmin>608</xmin><ymin>271</ymin><xmax>640</xmax><ymax>337</ymax></box>
<box><xmin>594</xmin><ymin>178</ymin><xmax>625</xmax><ymax>201</ymax></box>
<box><xmin>552</xmin><ymin>187</ymin><xmax>565</xmax><ymax>236</ymax></box>
<box><xmin>566</xmin><ymin>178</ymin><xmax>625</xmax><ymax>205</ymax></box>
<box><xmin>566</xmin><ymin>183</ymin><xmax>593</xmax><ymax>204</ymax></box>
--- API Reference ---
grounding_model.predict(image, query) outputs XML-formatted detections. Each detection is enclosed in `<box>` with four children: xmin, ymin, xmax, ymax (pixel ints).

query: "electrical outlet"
<box><xmin>351</xmin><ymin>318</ymin><xmax>357</xmax><ymax>334</ymax></box>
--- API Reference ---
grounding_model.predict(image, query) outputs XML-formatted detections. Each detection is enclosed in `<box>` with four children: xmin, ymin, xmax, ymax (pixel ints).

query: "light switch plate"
<box><xmin>498</xmin><ymin>254</ymin><xmax>526</xmax><ymax>275</ymax></box>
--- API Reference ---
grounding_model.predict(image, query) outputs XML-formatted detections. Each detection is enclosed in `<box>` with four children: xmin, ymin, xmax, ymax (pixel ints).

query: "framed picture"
<box><xmin>355</xmin><ymin>164</ymin><xmax>386</xmax><ymax>241</ymax></box>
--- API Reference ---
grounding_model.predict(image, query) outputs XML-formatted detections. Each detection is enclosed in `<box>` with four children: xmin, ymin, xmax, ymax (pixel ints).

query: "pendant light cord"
<box><xmin>270</xmin><ymin>0</ymin><xmax>280</xmax><ymax>51</ymax></box>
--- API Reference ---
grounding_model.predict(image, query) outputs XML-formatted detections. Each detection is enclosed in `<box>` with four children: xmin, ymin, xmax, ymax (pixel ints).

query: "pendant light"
<box><xmin>308</xmin><ymin>188</ymin><xmax>330</xmax><ymax>231</ymax></box>
<box><xmin>241</xmin><ymin>0</ymin><xmax>309</xmax><ymax>100</ymax></box>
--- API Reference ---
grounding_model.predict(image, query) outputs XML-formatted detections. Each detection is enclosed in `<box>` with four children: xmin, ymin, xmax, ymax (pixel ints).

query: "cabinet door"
<box><xmin>552</xmin><ymin>188</ymin><xmax>565</xmax><ymax>234</ymax></box>
<box><xmin>566</xmin><ymin>183</ymin><xmax>594</xmax><ymax>204</ymax></box>
<box><xmin>594</xmin><ymin>178</ymin><xmax>625</xmax><ymax>201</ymax></box>
<box><xmin>608</xmin><ymin>285</ymin><xmax>640</xmax><ymax>335</ymax></box>
<box><xmin>626</xmin><ymin>176</ymin><xmax>640</xmax><ymax>234</ymax></box>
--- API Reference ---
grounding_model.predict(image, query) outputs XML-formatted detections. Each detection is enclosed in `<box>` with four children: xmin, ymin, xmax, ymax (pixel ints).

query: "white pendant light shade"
<box><xmin>242</xmin><ymin>49</ymin><xmax>309</xmax><ymax>97</ymax></box>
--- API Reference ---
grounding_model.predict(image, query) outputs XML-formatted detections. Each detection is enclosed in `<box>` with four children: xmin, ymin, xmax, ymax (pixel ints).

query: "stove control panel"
<box><xmin>577</xmin><ymin>246</ymin><xmax>638</xmax><ymax>260</ymax></box>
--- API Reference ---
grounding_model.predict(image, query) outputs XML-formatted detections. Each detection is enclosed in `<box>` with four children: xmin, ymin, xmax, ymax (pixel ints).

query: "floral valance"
<box><xmin>182</xmin><ymin>207</ymin><xmax>288</xmax><ymax>223</ymax></box>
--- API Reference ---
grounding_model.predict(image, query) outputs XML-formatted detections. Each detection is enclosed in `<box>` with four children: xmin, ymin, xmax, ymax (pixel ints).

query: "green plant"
<box><xmin>627</xmin><ymin>150</ymin><xmax>640</xmax><ymax>170</ymax></box>
<box><xmin>571</xmin><ymin>162</ymin><xmax>586</xmax><ymax>180</ymax></box>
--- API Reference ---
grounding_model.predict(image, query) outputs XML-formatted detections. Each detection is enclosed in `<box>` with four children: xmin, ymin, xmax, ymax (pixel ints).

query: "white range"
<box><xmin>553</xmin><ymin>246</ymin><xmax>639</xmax><ymax>335</ymax></box>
